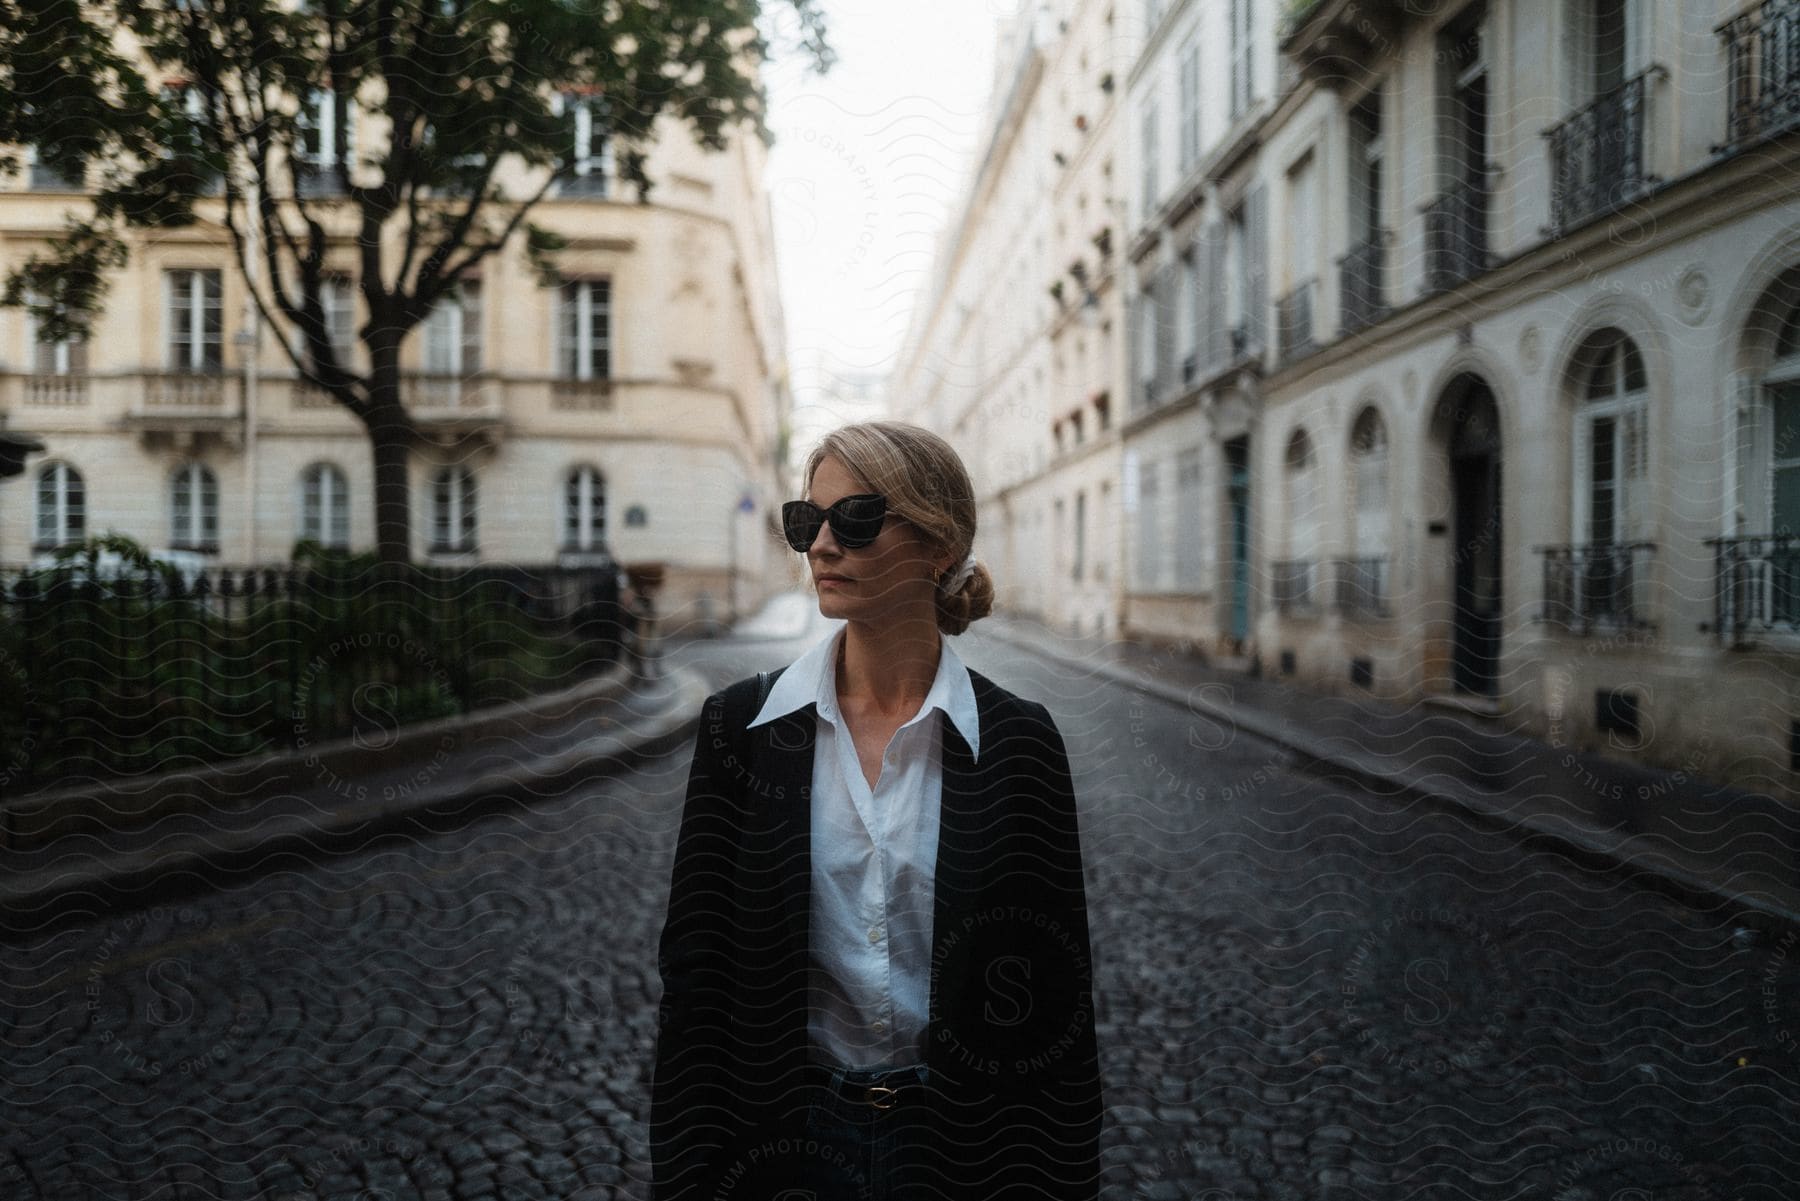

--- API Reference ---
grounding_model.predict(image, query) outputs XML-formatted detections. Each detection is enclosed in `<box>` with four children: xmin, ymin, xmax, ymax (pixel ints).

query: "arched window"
<box><xmin>301</xmin><ymin>462</ymin><xmax>350</xmax><ymax>549</ymax></box>
<box><xmin>1281</xmin><ymin>429</ymin><xmax>1320</xmax><ymax>611</ymax></box>
<box><xmin>429</xmin><ymin>465</ymin><xmax>477</xmax><ymax>552</ymax></box>
<box><xmin>563</xmin><ymin>465</ymin><xmax>606</xmax><ymax>551</ymax></box>
<box><xmin>1349</xmin><ymin>408</ymin><xmax>1391</xmax><ymax>615</ymax></box>
<box><xmin>170</xmin><ymin>462</ymin><xmax>219</xmax><ymax>551</ymax></box>
<box><xmin>1572</xmin><ymin>328</ymin><xmax>1649</xmax><ymax>548</ymax></box>
<box><xmin>35</xmin><ymin>461</ymin><xmax>84</xmax><ymax>548</ymax></box>
<box><xmin>624</xmin><ymin>504</ymin><xmax>647</xmax><ymax>528</ymax></box>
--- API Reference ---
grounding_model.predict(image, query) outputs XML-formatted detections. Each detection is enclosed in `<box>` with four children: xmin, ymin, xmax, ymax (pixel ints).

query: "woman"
<box><xmin>650</xmin><ymin>420</ymin><xmax>1102</xmax><ymax>1201</ymax></box>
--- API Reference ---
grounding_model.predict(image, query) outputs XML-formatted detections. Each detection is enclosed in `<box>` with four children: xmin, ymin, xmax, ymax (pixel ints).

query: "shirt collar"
<box><xmin>747</xmin><ymin>623</ymin><xmax>981</xmax><ymax>764</ymax></box>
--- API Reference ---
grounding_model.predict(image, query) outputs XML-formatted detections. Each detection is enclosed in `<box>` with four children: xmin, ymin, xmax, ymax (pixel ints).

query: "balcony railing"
<box><xmin>144</xmin><ymin>370</ymin><xmax>229</xmax><ymax>410</ymax></box>
<box><xmin>1275</xmin><ymin>279</ymin><xmax>1317</xmax><ymax>367</ymax></box>
<box><xmin>1334</xmin><ymin>557</ymin><xmax>1391</xmax><ymax>618</ymax></box>
<box><xmin>1704</xmin><ymin>532</ymin><xmax>1800</xmax><ymax>643</ymax></box>
<box><xmin>1424</xmin><ymin>169</ymin><xmax>1492</xmax><ymax>294</ymax></box>
<box><xmin>1718</xmin><ymin>0</ymin><xmax>1800</xmax><ymax>152</ymax></box>
<box><xmin>404</xmin><ymin>373</ymin><xmax>493</xmax><ymax>412</ymax></box>
<box><xmin>23</xmin><ymin>374</ymin><xmax>89</xmax><ymax>406</ymax></box>
<box><xmin>1535</xmin><ymin>541</ymin><xmax>1657</xmax><ymax>633</ymax></box>
<box><xmin>1544</xmin><ymin>67</ymin><xmax>1662</xmax><ymax>235</ymax></box>
<box><xmin>552</xmin><ymin>377</ymin><xmax>614</xmax><ymax>410</ymax></box>
<box><xmin>1337</xmin><ymin>231</ymin><xmax>1390</xmax><ymax>336</ymax></box>
<box><xmin>1271</xmin><ymin>558</ymin><xmax>1321</xmax><ymax>614</ymax></box>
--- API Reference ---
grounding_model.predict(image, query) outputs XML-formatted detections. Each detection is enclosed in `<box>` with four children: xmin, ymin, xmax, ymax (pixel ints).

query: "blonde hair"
<box><xmin>800</xmin><ymin>420</ymin><xmax>994</xmax><ymax>636</ymax></box>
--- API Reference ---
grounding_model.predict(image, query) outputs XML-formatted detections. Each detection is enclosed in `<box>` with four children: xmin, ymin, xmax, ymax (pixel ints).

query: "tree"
<box><xmin>0</xmin><ymin>0</ymin><xmax>831</xmax><ymax>562</ymax></box>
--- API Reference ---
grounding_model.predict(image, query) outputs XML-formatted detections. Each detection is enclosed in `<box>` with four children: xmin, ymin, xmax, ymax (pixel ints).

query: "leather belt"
<box><xmin>825</xmin><ymin>1063</ymin><xmax>927</xmax><ymax>1112</ymax></box>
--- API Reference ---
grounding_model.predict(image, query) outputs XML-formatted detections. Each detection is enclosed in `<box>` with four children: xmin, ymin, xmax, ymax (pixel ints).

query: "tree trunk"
<box><xmin>370</xmin><ymin>420</ymin><xmax>412</xmax><ymax>564</ymax></box>
<box><xmin>365</xmin><ymin>339</ymin><xmax>414</xmax><ymax>565</ymax></box>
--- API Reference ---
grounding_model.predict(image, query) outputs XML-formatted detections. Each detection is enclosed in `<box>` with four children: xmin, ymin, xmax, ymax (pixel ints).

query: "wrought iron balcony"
<box><xmin>1275</xmin><ymin>279</ymin><xmax>1317</xmax><ymax>368</ymax></box>
<box><xmin>1333</xmin><ymin>557</ymin><xmax>1390</xmax><ymax>618</ymax></box>
<box><xmin>1543</xmin><ymin>67</ymin><xmax>1662</xmax><ymax>235</ymax></box>
<box><xmin>1703</xmin><ymin>532</ymin><xmax>1800</xmax><ymax>644</ymax></box>
<box><xmin>1337</xmin><ymin>231</ymin><xmax>1390</xmax><ymax>336</ymax></box>
<box><xmin>1717</xmin><ymin>0</ymin><xmax>1800</xmax><ymax>152</ymax></box>
<box><xmin>1423</xmin><ymin>169</ymin><xmax>1492</xmax><ymax>294</ymax></box>
<box><xmin>1535</xmin><ymin>541</ymin><xmax>1657</xmax><ymax>633</ymax></box>
<box><xmin>1271</xmin><ymin>558</ymin><xmax>1321</xmax><ymax>614</ymax></box>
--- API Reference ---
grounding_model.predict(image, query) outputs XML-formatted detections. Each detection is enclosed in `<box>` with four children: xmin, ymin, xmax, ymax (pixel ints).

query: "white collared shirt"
<box><xmin>747</xmin><ymin>623</ymin><xmax>982</xmax><ymax>1071</ymax></box>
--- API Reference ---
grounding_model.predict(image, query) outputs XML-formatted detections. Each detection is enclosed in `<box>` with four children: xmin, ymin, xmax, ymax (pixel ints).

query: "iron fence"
<box><xmin>0</xmin><ymin>549</ymin><xmax>634</xmax><ymax>797</ymax></box>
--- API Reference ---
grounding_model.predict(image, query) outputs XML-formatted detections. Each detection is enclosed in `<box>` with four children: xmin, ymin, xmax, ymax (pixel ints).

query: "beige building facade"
<box><xmin>893</xmin><ymin>0</ymin><xmax>1131</xmax><ymax>638</ymax></box>
<box><xmin>0</xmin><ymin>75</ymin><xmax>790</xmax><ymax>633</ymax></box>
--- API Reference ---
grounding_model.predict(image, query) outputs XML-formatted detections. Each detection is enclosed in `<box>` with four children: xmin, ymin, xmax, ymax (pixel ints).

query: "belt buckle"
<box><xmin>864</xmin><ymin>1083</ymin><xmax>899</xmax><ymax>1111</ymax></box>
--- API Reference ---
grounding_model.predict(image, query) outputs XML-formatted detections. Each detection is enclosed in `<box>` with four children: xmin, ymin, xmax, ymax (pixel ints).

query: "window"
<box><xmin>624</xmin><ymin>504</ymin><xmax>648</xmax><ymax>528</ymax></box>
<box><xmin>1574</xmin><ymin>329</ymin><xmax>1650</xmax><ymax>547</ymax></box>
<box><xmin>551</xmin><ymin>92</ymin><xmax>616</xmax><ymax>197</ymax></box>
<box><xmin>1134</xmin><ymin>282</ymin><xmax>1158</xmax><ymax>408</ymax></box>
<box><xmin>1229</xmin><ymin>0</ymin><xmax>1254</xmax><ymax>120</ymax></box>
<box><xmin>295</xmin><ymin>87</ymin><xmax>355</xmax><ymax>189</ymax></box>
<box><xmin>1140</xmin><ymin>102</ymin><xmax>1159</xmax><ymax>217</ymax></box>
<box><xmin>1351</xmin><ymin>411</ymin><xmax>1390</xmax><ymax>556</ymax></box>
<box><xmin>1284</xmin><ymin>429</ymin><xmax>1321</xmax><ymax>598</ymax></box>
<box><xmin>301</xmin><ymin>462</ymin><xmax>350</xmax><ymax>549</ymax></box>
<box><xmin>1137</xmin><ymin>459</ymin><xmax>1163</xmax><ymax>592</ymax></box>
<box><xmin>170</xmin><ymin>462</ymin><xmax>220</xmax><ymax>551</ymax></box>
<box><xmin>1074</xmin><ymin>489</ymin><xmax>1087</xmax><ymax>581</ymax></box>
<box><xmin>1350</xmin><ymin>410</ymin><xmax>1391</xmax><ymax>612</ymax></box>
<box><xmin>1177</xmin><ymin>244</ymin><xmax>1199</xmax><ymax>383</ymax></box>
<box><xmin>559</xmin><ymin>279</ymin><xmax>611</xmax><ymax>380</ymax></box>
<box><xmin>1174</xmin><ymin>447</ymin><xmax>1203</xmax><ymax>589</ymax></box>
<box><xmin>322</xmin><ymin>275</ymin><xmax>355</xmax><ymax>369</ymax></box>
<box><xmin>423</xmin><ymin>280</ymin><xmax>482</xmax><ymax>376</ymax></box>
<box><xmin>164</xmin><ymin>269</ymin><xmax>224</xmax><ymax>372</ymax></box>
<box><xmin>1348</xmin><ymin>91</ymin><xmax>1384</xmax><ymax>244</ymax></box>
<box><xmin>1178</xmin><ymin>40</ymin><xmax>1201</xmax><ymax>172</ymax></box>
<box><xmin>429</xmin><ymin>465</ymin><xmax>477</xmax><ymax>552</ymax></box>
<box><xmin>563</xmin><ymin>464</ymin><xmax>607</xmax><ymax>551</ymax></box>
<box><xmin>28</xmin><ymin>294</ymin><xmax>87</xmax><ymax>375</ymax></box>
<box><xmin>35</xmin><ymin>461</ymin><xmax>85</xmax><ymax>548</ymax></box>
<box><xmin>1285</xmin><ymin>152</ymin><xmax>1318</xmax><ymax>293</ymax></box>
<box><xmin>158</xmin><ymin>83</ymin><xmax>219</xmax><ymax>192</ymax></box>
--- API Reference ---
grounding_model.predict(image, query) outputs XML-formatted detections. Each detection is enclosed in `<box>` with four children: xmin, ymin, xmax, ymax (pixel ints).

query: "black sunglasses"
<box><xmin>782</xmin><ymin>493</ymin><xmax>889</xmax><ymax>552</ymax></box>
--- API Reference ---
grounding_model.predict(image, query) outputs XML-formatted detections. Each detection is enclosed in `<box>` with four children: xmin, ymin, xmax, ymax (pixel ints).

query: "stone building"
<box><xmin>0</xmin><ymin>72</ymin><xmax>790</xmax><ymax>632</ymax></box>
<box><xmin>892</xmin><ymin>0</ymin><xmax>1131</xmax><ymax>637</ymax></box>
<box><xmin>1123</xmin><ymin>0</ymin><xmax>1800</xmax><ymax>793</ymax></box>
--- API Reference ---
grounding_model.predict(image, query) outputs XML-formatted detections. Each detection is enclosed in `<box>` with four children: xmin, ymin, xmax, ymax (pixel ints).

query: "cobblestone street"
<box><xmin>4</xmin><ymin>632</ymin><xmax>1796</xmax><ymax>1199</ymax></box>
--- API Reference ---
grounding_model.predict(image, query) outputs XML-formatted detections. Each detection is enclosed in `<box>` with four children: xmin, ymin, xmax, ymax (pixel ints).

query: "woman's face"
<box><xmin>805</xmin><ymin>455</ymin><xmax>950</xmax><ymax>623</ymax></box>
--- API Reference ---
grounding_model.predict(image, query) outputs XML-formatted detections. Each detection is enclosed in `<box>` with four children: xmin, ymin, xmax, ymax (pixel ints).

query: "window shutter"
<box><xmin>1737</xmin><ymin>377</ymin><xmax>1771</xmax><ymax>535</ymax></box>
<box><xmin>172</xmin><ymin>467</ymin><xmax>192</xmax><ymax>545</ymax></box>
<box><xmin>1355</xmin><ymin>443</ymin><xmax>1390</xmax><ymax>557</ymax></box>
<box><xmin>1244</xmin><ymin>184</ymin><xmax>1267</xmax><ymax>355</ymax></box>
<box><xmin>461</xmin><ymin>281</ymin><xmax>482</xmax><ymax>375</ymax></box>
<box><xmin>1201</xmin><ymin>224</ymin><xmax>1225</xmax><ymax>370</ymax></box>
<box><xmin>1622</xmin><ymin>403</ymin><xmax>1649</xmax><ymax>541</ymax></box>
<box><xmin>1572</xmin><ymin>409</ymin><xmax>1591</xmax><ymax>545</ymax></box>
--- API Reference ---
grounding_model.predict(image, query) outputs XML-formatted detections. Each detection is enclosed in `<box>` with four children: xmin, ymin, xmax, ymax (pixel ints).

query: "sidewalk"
<box><xmin>0</xmin><ymin>659</ymin><xmax>713</xmax><ymax>931</ymax></box>
<box><xmin>981</xmin><ymin>612</ymin><xmax>1800</xmax><ymax>932</ymax></box>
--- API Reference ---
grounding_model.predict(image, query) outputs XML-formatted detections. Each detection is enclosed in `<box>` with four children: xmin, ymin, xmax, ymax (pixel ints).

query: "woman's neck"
<box><xmin>835</xmin><ymin>616</ymin><xmax>942</xmax><ymax>719</ymax></box>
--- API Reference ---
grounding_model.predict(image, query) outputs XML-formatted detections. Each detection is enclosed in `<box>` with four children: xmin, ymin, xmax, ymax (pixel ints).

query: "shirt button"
<box><xmin>868</xmin><ymin>926</ymin><xmax>882</xmax><ymax>944</ymax></box>
<box><xmin>872</xmin><ymin>1020</ymin><xmax>885</xmax><ymax>1032</ymax></box>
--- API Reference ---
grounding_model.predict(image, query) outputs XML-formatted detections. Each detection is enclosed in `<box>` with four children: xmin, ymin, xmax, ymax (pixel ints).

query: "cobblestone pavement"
<box><xmin>2</xmin><ymin>631</ymin><xmax>1796</xmax><ymax>1199</ymax></box>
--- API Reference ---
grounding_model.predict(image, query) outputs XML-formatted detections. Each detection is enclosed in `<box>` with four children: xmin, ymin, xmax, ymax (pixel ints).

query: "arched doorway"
<box><xmin>1435</xmin><ymin>376</ymin><xmax>1503</xmax><ymax>696</ymax></box>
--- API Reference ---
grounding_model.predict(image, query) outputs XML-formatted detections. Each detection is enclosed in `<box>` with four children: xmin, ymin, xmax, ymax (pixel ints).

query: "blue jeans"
<box><xmin>797</xmin><ymin>1063</ymin><xmax>930</xmax><ymax>1201</ymax></box>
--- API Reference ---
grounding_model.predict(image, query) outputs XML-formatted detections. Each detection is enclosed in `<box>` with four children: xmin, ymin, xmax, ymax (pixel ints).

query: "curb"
<box><xmin>982</xmin><ymin>621</ymin><xmax>1800</xmax><ymax>935</ymax></box>
<box><xmin>0</xmin><ymin>666</ymin><xmax>712</xmax><ymax>930</ymax></box>
<box><xmin>1</xmin><ymin>657</ymin><xmax>648</xmax><ymax>851</ymax></box>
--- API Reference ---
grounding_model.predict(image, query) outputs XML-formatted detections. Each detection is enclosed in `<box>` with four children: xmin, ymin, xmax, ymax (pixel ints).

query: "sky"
<box><xmin>759</xmin><ymin>1</ymin><xmax>1027</xmax><ymax>450</ymax></box>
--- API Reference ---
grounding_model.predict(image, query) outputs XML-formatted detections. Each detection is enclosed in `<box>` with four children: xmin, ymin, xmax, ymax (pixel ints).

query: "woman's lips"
<box><xmin>818</xmin><ymin>575</ymin><xmax>852</xmax><ymax>587</ymax></box>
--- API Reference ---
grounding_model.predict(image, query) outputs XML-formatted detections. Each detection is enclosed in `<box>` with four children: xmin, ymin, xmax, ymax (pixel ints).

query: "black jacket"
<box><xmin>650</xmin><ymin>664</ymin><xmax>1103</xmax><ymax>1200</ymax></box>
